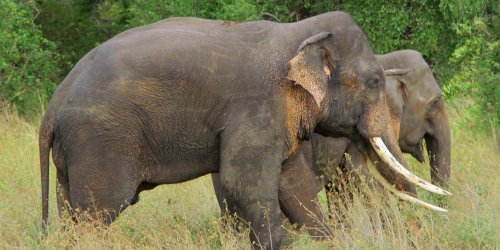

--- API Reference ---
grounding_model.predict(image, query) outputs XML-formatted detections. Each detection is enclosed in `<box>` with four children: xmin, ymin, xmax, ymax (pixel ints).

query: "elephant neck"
<box><xmin>282</xmin><ymin>82</ymin><xmax>321</xmax><ymax>159</ymax></box>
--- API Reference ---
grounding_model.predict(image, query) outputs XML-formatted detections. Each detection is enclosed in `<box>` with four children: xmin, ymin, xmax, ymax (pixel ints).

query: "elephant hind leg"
<box><xmin>56</xmin><ymin>167</ymin><xmax>76</xmax><ymax>222</ymax></box>
<box><xmin>68</xmin><ymin>171</ymin><xmax>139</xmax><ymax>225</ymax></box>
<box><xmin>66</xmin><ymin>143</ymin><xmax>141</xmax><ymax>225</ymax></box>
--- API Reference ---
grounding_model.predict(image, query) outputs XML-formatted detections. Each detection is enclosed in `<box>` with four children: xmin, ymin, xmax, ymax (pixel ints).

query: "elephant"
<box><xmin>39</xmin><ymin>12</ymin><xmax>449</xmax><ymax>249</ymax></box>
<box><xmin>212</xmin><ymin>49</ymin><xmax>450</xmax><ymax>236</ymax></box>
<box><xmin>378</xmin><ymin>50</ymin><xmax>451</xmax><ymax>187</ymax></box>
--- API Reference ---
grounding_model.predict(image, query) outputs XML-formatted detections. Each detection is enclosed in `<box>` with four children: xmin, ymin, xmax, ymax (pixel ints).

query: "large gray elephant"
<box><xmin>215</xmin><ymin>49</ymin><xmax>451</xmax><ymax>235</ymax></box>
<box><xmin>39</xmin><ymin>12</ymin><xmax>448</xmax><ymax>248</ymax></box>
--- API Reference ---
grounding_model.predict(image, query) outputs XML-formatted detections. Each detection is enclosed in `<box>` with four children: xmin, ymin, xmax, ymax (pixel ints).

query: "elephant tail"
<box><xmin>39</xmin><ymin>119</ymin><xmax>54</xmax><ymax>233</ymax></box>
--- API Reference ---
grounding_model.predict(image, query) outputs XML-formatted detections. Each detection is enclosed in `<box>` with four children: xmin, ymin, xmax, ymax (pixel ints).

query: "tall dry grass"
<box><xmin>0</xmin><ymin>97</ymin><xmax>498</xmax><ymax>249</ymax></box>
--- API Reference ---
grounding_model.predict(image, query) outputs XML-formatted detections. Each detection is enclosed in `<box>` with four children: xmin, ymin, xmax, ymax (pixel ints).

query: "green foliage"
<box><xmin>0</xmin><ymin>0</ymin><xmax>60</xmax><ymax>116</ymax></box>
<box><xmin>213</xmin><ymin>0</ymin><xmax>260</xmax><ymax>21</ymax></box>
<box><xmin>127</xmin><ymin>0</ymin><xmax>205</xmax><ymax>26</ymax></box>
<box><xmin>344</xmin><ymin>1</ymin><xmax>444</xmax><ymax>54</ymax></box>
<box><xmin>342</xmin><ymin>0</ymin><xmax>455</xmax><ymax>84</ymax></box>
<box><xmin>438</xmin><ymin>1</ymin><xmax>499</xmax><ymax>123</ymax></box>
<box><xmin>443</xmin><ymin>18</ymin><xmax>499</xmax><ymax>122</ymax></box>
<box><xmin>36</xmin><ymin>0</ymin><xmax>128</xmax><ymax>74</ymax></box>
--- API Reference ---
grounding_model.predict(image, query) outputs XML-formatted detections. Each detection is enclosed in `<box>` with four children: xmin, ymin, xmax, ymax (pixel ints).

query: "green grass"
<box><xmin>0</xmin><ymin>97</ymin><xmax>498</xmax><ymax>249</ymax></box>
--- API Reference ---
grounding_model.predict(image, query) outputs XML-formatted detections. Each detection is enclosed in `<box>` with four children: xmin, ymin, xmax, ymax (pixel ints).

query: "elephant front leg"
<box><xmin>326</xmin><ymin>143</ymin><xmax>382</xmax><ymax>222</ymax></box>
<box><xmin>218</xmin><ymin>126</ymin><xmax>284</xmax><ymax>250</ymax></box>
<box><xmin>325</xmin><ymin>143</ymin><xmax>361</xmax><ymax>222</ymax></box>
<box><xmin>210</xmin><ymin>173</ymin><xmax>226</xmax><ymax>215</ymax></box>
<box><xmin>278</xmin><ymin>143</ymin><xmax>330</xmax><ymax>238</ymax></box>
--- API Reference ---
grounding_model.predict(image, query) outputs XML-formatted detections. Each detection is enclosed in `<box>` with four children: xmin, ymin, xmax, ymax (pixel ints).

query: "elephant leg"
<box><xmin>326</xmin><ymin>143</ymin><xmax>384</xmax><ymax>223</ymax></box>
<box><xmin>211</xmin><ymin>172</ymin><xmax>241</xmax><ymax>236</ymax></box>
<box><xmin>278</xmin><ymin>142</ymin><xmax>330</xmax><ymax>238</ymax></box>
<box><xmin>66</xmin><ymin>142</ymin><xmax>140</xmax><ymax>225</ymax></box>
<box><xmin>325</xmin><ymin>143</ymin><xmax>363</xmax><ymax>222</ymax></box>
<box><xmin>325</xmin><ymin>168</ymin><xmax>352</xmax><ymax>224</ymax></box>
<box><xmin>279</xmin><ymin>192</ymin><xmax>329</xmax><ymax>238</ymax></box>
<box><xmin>218</xmin><ymin>124</ymin><xmax>284</xmax><ymax>250</ymax></box>
<box><xmin>56</xmin><ymin>167</ymin><xmax>75</xmax><ymax>221</ymax></box>
<box><xmin>211</xmin><ymin>173</ymin><xmax>226</xmax><ymax>215</ymax></box>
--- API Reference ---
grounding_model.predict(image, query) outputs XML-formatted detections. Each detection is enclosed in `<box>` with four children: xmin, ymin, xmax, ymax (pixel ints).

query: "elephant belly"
<box><xmin>141</xmin><ymin>138</ymin><xmax>221</xmax><ymax>184</ymax></box>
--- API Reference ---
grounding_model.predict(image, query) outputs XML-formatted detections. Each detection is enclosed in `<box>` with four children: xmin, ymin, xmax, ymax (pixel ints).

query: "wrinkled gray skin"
<box><xmin>216</xmin><ymin>50</ymin><xmax>449</xmax><ymax>234</ymax></box>
<box><xmin>40</xmin><ymin>12</ymin><xmax>416</xmax><ymax>249</ymax></box>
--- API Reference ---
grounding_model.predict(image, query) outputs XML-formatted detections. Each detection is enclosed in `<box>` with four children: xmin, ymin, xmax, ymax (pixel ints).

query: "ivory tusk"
<box><xmin>362</xmin><ymin>156</ymin><xmax>448</xmax><ymax>213</ymax></box>
<box><xmin>369</xmin><ymin>137</ymin><xmax>452</xmax><ymax>196</ymax></box>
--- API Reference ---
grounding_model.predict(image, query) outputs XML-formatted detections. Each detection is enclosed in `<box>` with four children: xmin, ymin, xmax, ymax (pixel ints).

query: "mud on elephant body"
<box><xmin>40</xmin><ymin>13</ymin><xmax>446</xmax><ymax>248</ymax></box>
<box><xmin>212</xmin><ymin>50</ymin><xmax>451</xmax><ymax>236</ymax></box>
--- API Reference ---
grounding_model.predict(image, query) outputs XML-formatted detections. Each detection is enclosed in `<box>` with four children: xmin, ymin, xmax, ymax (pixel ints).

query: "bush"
<box><xmin>0</xmin><ymin>0</ymin><xmax>60</xmax><ymax>116</ymax></box>
<box><xmin>35</xmin><ymin>0</ymin><xmax>128</xmax><ymax>75</ymax></box>
<box><xmin>443</xmin><ymin>18</ymin><xmax>499</xmax><ymax>124</ymax></box>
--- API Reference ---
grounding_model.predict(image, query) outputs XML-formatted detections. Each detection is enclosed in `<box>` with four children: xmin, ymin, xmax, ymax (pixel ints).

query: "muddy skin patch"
<box><xmin>390</xmin><ymin>113</ymin><xmax>401</xmax><ymax>140</ymax></box>
<box><xmin>282</xmin><ymin>83</ymin><xmax>320</xmax><ymax>159</ymax></box>
<box><xmin>340</xmin><ymin>71</ymin><xmax>358</xmax><ymax>92</ymax></box>
<box><xmin>287</xmin><ymin>51</ymin><xmax>327</xmax><ymax>108</ymax></box>
<box><xmin>323</xmin><ymin>64</ymin><xmax>331</xmax><ymax>78</ymax></box>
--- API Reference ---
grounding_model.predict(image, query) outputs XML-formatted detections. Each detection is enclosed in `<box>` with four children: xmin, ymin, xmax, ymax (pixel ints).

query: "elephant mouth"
<box><xmin>367</xmin><ymin>137</ymin><xmax>451</xmax><ymax>212</ymax></box>
<box><xmin>401</xmin><ymin>140</ymin><xmax>425</xmax><ymax>163</ymax></box>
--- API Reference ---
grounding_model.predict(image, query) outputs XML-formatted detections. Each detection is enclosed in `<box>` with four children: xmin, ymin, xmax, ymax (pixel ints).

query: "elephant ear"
<box><xmin>287</xmin><ymin>32</ymin><xmax>333</xmax><ymax>108</ymax></box>
<box><xmin>385</xmin><ymin>68</ymin><xmax>411</xmax><ymax>102</ymax></box>
<box><xmin>385</xmin><ymin>68</ymin><xmax>411</xmax><ymax>76</ymax></box>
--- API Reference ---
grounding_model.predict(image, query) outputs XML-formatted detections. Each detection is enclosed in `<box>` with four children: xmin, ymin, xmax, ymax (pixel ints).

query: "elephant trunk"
<box><xmin>362</xmin><ymin>120</ymin><xmax>451</xmax><ymax>211</ymax></box>
<box><xmin>367</xmin><ymin>120</ymin><xmax>417</xmax><ymax>195</ymax></box>
<box><xmin>356</xmin><ymin>94</ymin><xmax>450</xmax><ymax>211</ymax></box>
<box><xmin>425</xmin><ymin>105</ymin><xmax>451</xmax><ymax>187</ymax></box>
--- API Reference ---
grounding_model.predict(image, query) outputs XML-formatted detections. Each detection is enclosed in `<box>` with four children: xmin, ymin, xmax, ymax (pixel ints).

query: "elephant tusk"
<box><xmin>362</xmin><ymin>155</ymin><xmax>448</xmax><ymax>213</ymax></box>
<box><xmin>369</xmin><ymin>137</ymin><xmax>452</xmax><ymax>196</ymax></box>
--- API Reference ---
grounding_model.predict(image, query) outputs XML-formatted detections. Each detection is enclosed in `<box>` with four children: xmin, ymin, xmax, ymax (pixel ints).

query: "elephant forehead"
<box><xmin>340</xmin><ymin>71</ymin><xmax>358</xmax><ymax>90</ymax></box>
<box><xmin>414</xmin><ymin>95</ymin><xmax>427</xmax><ymax>108</ymax></box>
<box><xmin>357</xmin><ymin>58</ymin><xmax>380</xmax><ymax>71</ymax></box>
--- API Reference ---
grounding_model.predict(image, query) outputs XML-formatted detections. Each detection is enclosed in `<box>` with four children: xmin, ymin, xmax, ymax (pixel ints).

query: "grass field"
<box><xmin>0</xmin><ymin>97</ymin><xmax>498</xmax><ymax>249</ymax></box>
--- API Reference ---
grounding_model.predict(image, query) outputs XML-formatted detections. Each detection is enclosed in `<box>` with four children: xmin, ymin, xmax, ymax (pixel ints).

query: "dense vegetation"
<box><xmin>0</xmin><ymin>0</ymin><xmax>498</xmax><ymax>248</ymax></box>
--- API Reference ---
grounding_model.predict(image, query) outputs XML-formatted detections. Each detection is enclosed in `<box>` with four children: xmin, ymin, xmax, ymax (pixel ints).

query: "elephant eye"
<box><xmin>427</xmin><ymin>97</ymin><xmax>441</xmax><ymax>113</ymax></box>
<box><xmin>366</xmin><ymin>78</ymin><xmax>379</xmax><ymax>89</ymax></box>
<box><xmin>430</xmin><ymin>98</ymin><xmax>440</xmax><ymax>108</ymax></box>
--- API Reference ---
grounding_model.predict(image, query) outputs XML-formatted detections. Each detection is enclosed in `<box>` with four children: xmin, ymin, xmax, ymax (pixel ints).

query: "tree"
<box><xmin>0</xmin><ymin>0</ymin><xmax>60</xmax><ymax>116</ymax></box>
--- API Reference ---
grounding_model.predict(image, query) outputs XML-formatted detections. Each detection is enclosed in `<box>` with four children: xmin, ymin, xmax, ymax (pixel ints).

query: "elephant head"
<box><xmin>285</xmin><ymin>30</ymin><xmax>450</xmax><ymax>211</ymax></box>
<box><xmin>379</xmin><ymin>50</ymin><xmax>451</xmax><ymax>187</ymax></box>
